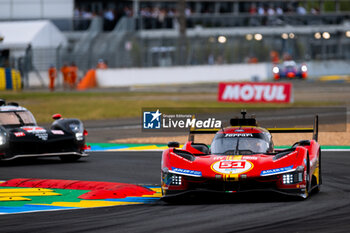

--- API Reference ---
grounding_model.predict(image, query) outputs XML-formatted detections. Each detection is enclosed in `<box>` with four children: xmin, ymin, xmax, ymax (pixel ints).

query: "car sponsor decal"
<box><xmin>14</xmin><ymin>132</ymin><xmax>25</xmax><ymax>137</ymax></box>
<box><xmin>22</xmin><ymin>127</ymin><xmax>45</xmax><ymax>132</ymax></box>
<box><xmin>218</xmin><ymin>82</ymin><xmax>292</xmax><ymax>103</ymax></box>
<box><xmin>224</xmin><ymin>133</ymin><xmax>253</xmax><ymax>137</ymax></box>
<box><xmin>21</xmin><ymin>127</ymin><xmax>48</xmax><ymax>141</ymax></box>
<box><xmin>260</xmin><ymin>165</ymin><xmax>294</xmax><ymax>176</ymax></box>
<box><xmin>242</xmin><ymin>156</ymin><xmax>258</xmax><ymax>160</ymax></box>
<box><xmin>51</xmin><ymin>130</ymin><xmax>64</xmax><ymax>135</ymax></box>
<box><xmin>171</xmin><ymin>167</ymin><xmax>202</xmax><ymax>177</ymax></box>
<box><xmin>213</xmin><ymin>156</ymin><xmax>226</xmax><ymax>160</ymax></box>
<box><xmin>211</xmin><ymin>160</ymin><xmax>254</xmax><ymax>175</ymax></box>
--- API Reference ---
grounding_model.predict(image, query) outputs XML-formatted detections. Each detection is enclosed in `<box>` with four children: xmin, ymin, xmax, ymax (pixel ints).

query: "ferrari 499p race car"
<box><xmin>161</xmin><ymin>111</ymin><xmax>321</xmax><ymax>200</ymax></box>
<box><xmin>273</xmin><ymin>60</ymin><xmax>308</xmax><ymax>80</ymax></box>
<box><xmin>0</xmin><ymin>100</ymin><xmax>89</xmax><ymax>161</ymax></box>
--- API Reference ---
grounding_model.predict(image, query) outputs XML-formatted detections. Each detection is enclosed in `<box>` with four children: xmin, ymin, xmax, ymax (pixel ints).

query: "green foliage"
<box><xmin>324</xmin><ymin>1</ymin><xmax>336</xmax><ymax>12</ymax></box>
<box><xmin>0</xmin><ymin>91</ymin><xmax>339</xmax><ymax>123</ymax></box>
<box><xmin>340</xmin><ymin>1</ymin><xmax>350</xmax><ymax>11</ymax></box>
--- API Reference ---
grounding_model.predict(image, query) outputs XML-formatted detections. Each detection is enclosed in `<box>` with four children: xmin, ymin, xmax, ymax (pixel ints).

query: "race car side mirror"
<box><xmin>298</xmin><ymin>140</ymin><xmax>310</xmax><ymax>146</ymax></box>
<box><xmin>168</xmin><ymin>141</ymin><xmax>180</xmax><ymax>148</ymax></box>
<box><xmin>52</xmin><ymin>114</ymin><xmax>62</xmax><ymax>120</ymax></box>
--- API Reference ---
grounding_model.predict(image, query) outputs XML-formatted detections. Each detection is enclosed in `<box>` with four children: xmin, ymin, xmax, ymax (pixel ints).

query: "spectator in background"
<box><xmin>249</xmin><ymin>3</ymin><xmax>257</xmax><ymax>15</ymax></box>
<box><xmin>283</xmin><ymin>53</ymin><xmax>293</xmax><ymax>61</ymax></box>
<box><xmin>82</xmin><ymin>9</ymin><xmax>93</xmax><ymax>19</ymax></box>
<box><xmin>168</xmin><ymin>8</ymin><xmax>175</xmax><ymax>17</ymax></box>
<box><xmin>208</xmin><ymin>54</ymin><xmax>214</xmax><ymax>65</ymax></box>
<box><xmin>48</xmin><ymin>65</ymin><xmax>57</xmax><ymax>92</ymax></box>
<box><xmin>104</xmin><ymin>8</ymin><xmax>115</xmax><ymax>30</ymax></box>
<box><xmin>270</xmin><ymin>51</ymin><xmax>280</xmax><ymax>64</ymax></box>
<box><xmin>258</xmin><ymin>5</ymin><xmax>265</xmax><ymax>15</ymax></box>
<box><xmin>185</xmin><ymin>7</ymin><xmax>192</xmax><ymax>17</ymax></box>
<box><xmin>69</xmin><ymin>62</ymin><xmax>78</xmax><ymax>89</ymax></box>
<box><xmin>74</xmin><ymin>8</ymin><xmax>81</xmax><ymax>18</ymax></box>
<box><xmin>248</xmin><ymin>56</ymin><xmax>258</xmax><ymax>64</ymax></box>
<box><xmin>297</xmin><ymin>4</ymin><xmax>307</xmax><ymax>15</ymax></box>
<box><xmin>123</xmin><ymin>6</ymin><xmax>132</xmax><ymax>17</ymax></box>
<box><xmin>104</xmin><ymin>8</ymin><xmax>115</xmax><ymax>21</ymax></box>
<box><xmin>276</xmin><ymin>6</ymin><xmax>283</xmax><ymax>15</ymax></box>
<box><xmin>267</xmin><ymin>5</ymin><xmax>275</xmax><ymax>16</ymax></box>
<box><xmin>97</xmin><ymin>59</ymin><xmax>108</xmax><ymax>69</ymax></box>
<box><xmin>311</xmin><ymin>7</ymin><xmax>319</xmax><ymax>15</ymax></box>
<box><xmin>158</xmin><ymin>8</ymin><xmax>167</xmax><ymax>28</ymax></box>
<box><xmin>61</xmin><ymin>63</ymin><xmax>70</xmax><ymax>90</ymax></box>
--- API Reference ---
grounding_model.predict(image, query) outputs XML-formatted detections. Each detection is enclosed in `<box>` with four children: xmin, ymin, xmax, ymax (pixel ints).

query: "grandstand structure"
<box><xmin>1</xmin><ymin>0</ymin><xmax>350</xmax><ymax>77</ymax></box>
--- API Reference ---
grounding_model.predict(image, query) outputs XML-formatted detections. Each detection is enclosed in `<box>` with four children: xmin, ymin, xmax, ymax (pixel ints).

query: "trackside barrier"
<box><xmin>0</xmin><ymin>68</ymin><xmax>22</xmax><ymax>90</ymax></box>
<box><xmin>77</xmin><ymin>69</ymin><xmax>97</xmax><ymax>90</ymax></box>
<box><xmin>96</xmin><ymin>64</ymin><xmax>269</xmax><ymax>87</ymax></box>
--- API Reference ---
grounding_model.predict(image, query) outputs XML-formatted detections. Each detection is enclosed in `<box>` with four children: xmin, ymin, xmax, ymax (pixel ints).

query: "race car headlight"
<box><xmin>301</xmin><ymin>65</ymin><xmax>307</xmax><ymax>72</ymax></box>
<box><xmin>282</xmin><ymin>172</ymin><xmax>303</xmax><ymax>184</ymax></box>
<box><xmin>0</xmin><ymin>134</ymin><xmax>6</xmax><ymax>146</ymax></box>
<box><xmin>69</xmin><ymin>122</ymin><xmax>84</xmax><ymax>141</ymax></box>
<box><xmin>75</xmin><ymin>132</ymin><xmax>84</xmax><ymax>141</ymax></box>
<box><xmin>170</xmin><ymin>174</ymin><xmax>182</xmax><ymax>186</ymax></box>
<box><xmin>0</xmin><ymin>129</ymin><xmax>6</xmax><ymax>146</ymax></box>
<box><xmin>272</xmin><ymin>66</ymin><xmax>279</xmax><ymax>74</ymax></box>
<box><xmin>69</xmin><ymin>123</ymin><xmax>82</xmax><ymax>133</ymax></box>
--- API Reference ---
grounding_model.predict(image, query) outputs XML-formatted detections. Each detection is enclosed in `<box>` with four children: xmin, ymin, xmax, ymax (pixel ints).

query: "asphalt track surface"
<box><xmin>84</xmin><ymin>107</ymin><xmax>349</xmax><ymax>143</ymax></box>
<box><xmin>1</xmin><ymin>151</ymin><xmax>350</xmax><ymax>233</ymax></box>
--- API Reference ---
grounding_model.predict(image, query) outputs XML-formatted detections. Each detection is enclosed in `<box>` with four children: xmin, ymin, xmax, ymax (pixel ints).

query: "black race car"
<box><xmin>0</xmin><ymin>100</ymin><xmax>88</xmax><ymax>161</ymax></box>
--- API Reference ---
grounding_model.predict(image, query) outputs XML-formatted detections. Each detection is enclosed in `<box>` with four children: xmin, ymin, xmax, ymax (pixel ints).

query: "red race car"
<box><xmin>161</xmin><ymin>111</ymin><xmax>321</xmax><ymax>200</ymax></box>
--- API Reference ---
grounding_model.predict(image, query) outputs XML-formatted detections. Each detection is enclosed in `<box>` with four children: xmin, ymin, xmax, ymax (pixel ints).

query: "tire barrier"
<box><xmin>0</xmin><ymin>68</ymin><xmax>22</xmax><ymax>90</ymax></box>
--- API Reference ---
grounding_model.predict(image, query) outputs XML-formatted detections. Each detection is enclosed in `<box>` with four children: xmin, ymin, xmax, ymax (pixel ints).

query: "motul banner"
<box><xmin>218</xmin><ymin>82</ymin><xmax>293</xmax><ymax>103</ymax></box>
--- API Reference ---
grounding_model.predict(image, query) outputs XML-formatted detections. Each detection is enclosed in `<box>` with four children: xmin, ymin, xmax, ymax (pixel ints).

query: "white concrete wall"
<box><xmin>28</xmin><ymin>71</ymin><xmax>63</xmax><ymax>87</ymax></box>
<box><xmin>96</xmin><ymin>64</ymin><xmax>269</xmax><ymax>87</ymax></box>
<box><xmin>27</xmin><ymin>60</ymin><xmax>350</xmax><ymax>87</ymax></box>
<box><xmin>308</xmin><ymin>60</ymin><xmax>350</xmax><ymax>78</ymax></box>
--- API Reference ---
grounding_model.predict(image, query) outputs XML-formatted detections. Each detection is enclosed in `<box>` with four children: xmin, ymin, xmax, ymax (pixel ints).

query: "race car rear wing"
<box><xmin>267</xmin><ymin>115</ymin><xmax>319</xmax><ymax>141</ymax></box>
<box><xmin>188</xmin><ymin>128</ymin><xmax>219</xmax><ymax>141</ymax></box>
<box><xmin>188</xmin><ymin>115</ymin><xmax>319</xmax><ymax>142</ymax></box>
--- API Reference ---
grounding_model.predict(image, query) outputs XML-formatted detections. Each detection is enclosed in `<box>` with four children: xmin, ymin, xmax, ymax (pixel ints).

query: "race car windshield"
<box><xmin>16</xmin><ymin>111</ymin><xmax>36</xmax><ymax>125</ymax></box>
<box><xmin>211</xmin><ymin>137</ymin><xmax>269</xmax><ymax>155</ymax></box>
<box><xmin>0</xmin><ymin>111</ymin><xmax>36</xmax><ymax>126</ymax></box>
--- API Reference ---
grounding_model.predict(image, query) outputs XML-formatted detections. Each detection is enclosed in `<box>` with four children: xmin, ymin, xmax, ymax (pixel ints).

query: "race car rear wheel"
<box><xmin>60</xmin><ymin>154</ymin><xmax>81</xmax><ymax>162</ymax></box>
<box><xmin>313</xmin><ymin>150</ymin><xmax>322</xmax><ymax>194</ymax></box>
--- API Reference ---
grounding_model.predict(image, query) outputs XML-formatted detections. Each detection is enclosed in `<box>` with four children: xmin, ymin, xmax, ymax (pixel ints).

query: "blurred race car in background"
<box><xmin>161</xmin><ymin>111</ymin><xmax>321</xmax><ymax>200</ymax></box>
<box><xmin>0</xmin><ymin>100</ymin><xmax>89</xmax><ymax>161</ymax></box>
<box><xmin>273</xmin><ymin>60</ymin><xmax>308</xmax><ymax>80</ymax></box>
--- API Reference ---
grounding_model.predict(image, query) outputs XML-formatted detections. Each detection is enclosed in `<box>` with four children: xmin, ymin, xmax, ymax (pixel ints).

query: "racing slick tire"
<box><xmin>60</xmin><ymin>154</ymin><xmax>82</xmax><ymax>162</ymax></box>
<box><xmin>313</xmin><ymin>150</ymin><xmax>322</xmax><ymax>194</ymax></box>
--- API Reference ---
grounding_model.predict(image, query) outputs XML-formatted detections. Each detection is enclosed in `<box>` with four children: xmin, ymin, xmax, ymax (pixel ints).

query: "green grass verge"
<box><xmin>0</xmin><ymin>91</ymin><xmax>340</xmax><ymax>123</ymax></box>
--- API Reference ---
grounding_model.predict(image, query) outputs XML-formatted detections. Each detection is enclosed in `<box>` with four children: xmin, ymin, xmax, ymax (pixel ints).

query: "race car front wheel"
<box><xmin>302</xmin><ymin>155</ymin><xmax>311</xmax><ymax>199</ymax></box>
